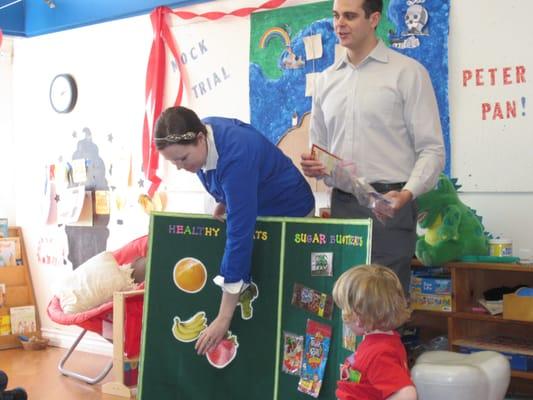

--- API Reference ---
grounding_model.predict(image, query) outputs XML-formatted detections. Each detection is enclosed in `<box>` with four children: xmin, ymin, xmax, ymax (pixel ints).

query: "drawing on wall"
<box><xmin>250</xmin><ymin>0</ymin><xmax>450</xmax><ymax>174</ymax></box>
<box><xmin>387</xmin><ymin>0</ymin><xmax>450</xmax><ymax>172</ymax></box>
<box><xmin>250</xmin><ymin>1</ymin><xmax>335</xmax><ymax>146</ymax></box>
<box><xmin>64</xmin><ymin>127</ymin><xmax>110</xmax><ymax>269</ymax></box>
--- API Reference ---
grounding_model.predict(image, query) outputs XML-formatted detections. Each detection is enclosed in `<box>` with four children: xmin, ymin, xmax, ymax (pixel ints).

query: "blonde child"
<box><xmin>332</xmin><ymin>264</ymin><xmax>416</xmax><ymax>400</ymax></box>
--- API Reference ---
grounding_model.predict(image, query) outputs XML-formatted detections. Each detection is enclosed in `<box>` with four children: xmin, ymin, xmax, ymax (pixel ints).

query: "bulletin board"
<box><xmin>137</xmin><ymin>212</ymin><xmax>371</xmax><ymax>400</ymax></box>
<box><xmin>449</xmin><ymin>0</ymin><xmax>533</xmax><ymax>192</ymax></box>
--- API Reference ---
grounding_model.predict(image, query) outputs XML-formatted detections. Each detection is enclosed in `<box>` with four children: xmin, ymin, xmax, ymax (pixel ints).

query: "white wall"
<box><xmin>0</xmin><ymin>38</ymin><xmax>15</xmax><ymax>224</ymax></box>
<box><xmin>2</xmin><ymin>0</ymin><xmax>533</xmax><ymax>353</ymax></box>
<box><xmin>448</xmin><ymin>0</ymin><xmax>533</xmax><ymax>258</ymax></box>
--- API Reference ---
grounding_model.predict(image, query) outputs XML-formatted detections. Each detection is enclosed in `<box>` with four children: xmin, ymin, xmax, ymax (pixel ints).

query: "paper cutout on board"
<box><xmin>94</xmin><ymin>190</ymin><xmax>110</xmax><ymax>215</ymax></box>
<box><xmin>173</xmin><ymin>257</ymin><xmax>207</xmax><ymax>294</ymax></box>
<box><xmin>206</xmin><ymin>332</ymin><xmax>239</xmax><ymax>369</ymax></box>
<box><xmin>291</xmin><ymin>283</ymin><xmax>334</xmax><ymax>320</ymax></box>
<box><xmin>310</xmin><ymin>252</ymin><xmax>333</xmax><ymax>277</ymax></box>
<box><xmin>282</xmin><ymin>331</ymin><xmax>304</xmax><ymax>375</ymax></box>
<box><xmin>305</xmin><ymin>72</ymin><xmax>320</xmax><ymax>97</ymax></box>
<box><xmin>298</xmin><ymin>319</ymin><xmax>332</xmax><ymax>397</ymax></box>
<box><xmin>71</xmin><ymin>158</ymin><xmax>87</xmax><ymax>183</ymax></box>
<box><xmin>54</xmin><ymin>162</ymin><xmax>70</xmax><ymax>190</ymax></box>
<box><xmin>237</xmin><ymin>282</ymin><xmax>259</xmax><ymax>320</ymax></box>
<box><xmin>303</xmin><ymin>34</ymin><xmax>323</xmax><ymax>60</ymax></box>
<box><xmin>172</xmin><ymin>311</ymin><xmax>208</xmax><ymax>343</ymax></box>
<box><xmin>67</xmin><ymin>191</ymin><xmax>93</xmax><ymax>227</ymax></box>
<box><xmin>56</xmin><ymin>186</ymin><xmax>86</xmax><ymax>225</ymax></box>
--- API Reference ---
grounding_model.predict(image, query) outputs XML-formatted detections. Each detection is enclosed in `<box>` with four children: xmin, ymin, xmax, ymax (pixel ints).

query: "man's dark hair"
<box><xmin>362</xmin><ymin>0</ymin><xmax>382</xmax><ymax>18</ymax></box>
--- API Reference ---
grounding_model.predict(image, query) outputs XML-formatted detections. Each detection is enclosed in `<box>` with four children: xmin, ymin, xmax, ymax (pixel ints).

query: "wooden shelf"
<box><xmin>453</xmin><ymin>312</ymin><xmax>533</xmax><ymax>326</ymax></box>
<box><xmin>512</xmin><ymin>370</ymin><xmax>533</xmax><ymax>380</ymax></box>
<box><xmin>0</xmin><ymin>227</ymin><xmax>39</xmax><ymax>350</ymax></box>
<box><xmin>411</xmin><ymin>258</ymin><xmax>533</xmax><ymax>390</ymax></box>
<box><xmin>410</xmin><ymin>309</ymin><xmax>453</xmax><ymax>318</ymax></box>
<box><xmin>411</xmin><ymin>257</ymin><xmax>533</xmax><ymax>272</ymax></box>
<box><xmin>452</xmin><ymin>338</ymin><xmax>533</xmax><ymax>357</ymax></box>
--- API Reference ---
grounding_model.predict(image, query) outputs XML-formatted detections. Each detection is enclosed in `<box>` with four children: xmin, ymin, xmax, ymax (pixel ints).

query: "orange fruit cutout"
<box><xmin>173</xmin><ymin>257</ymin><xmax>207</xmax><ymax>293</ymax></box>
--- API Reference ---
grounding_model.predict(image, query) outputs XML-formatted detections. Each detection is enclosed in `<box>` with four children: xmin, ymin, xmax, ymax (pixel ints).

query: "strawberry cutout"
<box><xmin>206</xmin><ymin>331</ymin><xmax>239</xmax><ymax>369</ymax></box>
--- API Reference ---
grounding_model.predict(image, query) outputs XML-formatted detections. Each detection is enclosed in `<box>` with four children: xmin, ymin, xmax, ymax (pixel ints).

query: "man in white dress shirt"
<box><xmin>301</xmin><ymin>0</ymin><xmax>445</xmax><ymax>293</ymax></box>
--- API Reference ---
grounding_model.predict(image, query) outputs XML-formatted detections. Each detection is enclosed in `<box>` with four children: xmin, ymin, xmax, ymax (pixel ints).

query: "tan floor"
<box><xmin>0</xmin><ymin>346</ymin><xmax>134</xmax><ymax>400</ymax></box>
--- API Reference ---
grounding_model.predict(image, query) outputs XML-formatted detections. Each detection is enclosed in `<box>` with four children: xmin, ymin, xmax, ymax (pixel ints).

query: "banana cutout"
<box><xmin>172</xmin><ymin>311</ymin><xmax>208</xmax><ymax>343</ymax></box>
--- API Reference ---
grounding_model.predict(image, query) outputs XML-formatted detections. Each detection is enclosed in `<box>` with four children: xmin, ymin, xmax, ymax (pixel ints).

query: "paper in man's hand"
<box><xmin>311</xmin><ymin>144</ymin><xmax>341</xmax><ymax>176</ymax></box>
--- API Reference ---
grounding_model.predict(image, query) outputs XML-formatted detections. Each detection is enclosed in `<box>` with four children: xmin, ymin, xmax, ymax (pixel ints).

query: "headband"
<box><xmin>154</xmin><ymin>131</ymin><xmax>197</xmax><ymax>143</ymax></box>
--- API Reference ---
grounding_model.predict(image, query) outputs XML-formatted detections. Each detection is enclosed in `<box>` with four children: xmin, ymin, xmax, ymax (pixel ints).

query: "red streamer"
<box><xmin>142</xmin><ymin>0</ymin><xmax>287</xmax><ymax>196</ymax></box>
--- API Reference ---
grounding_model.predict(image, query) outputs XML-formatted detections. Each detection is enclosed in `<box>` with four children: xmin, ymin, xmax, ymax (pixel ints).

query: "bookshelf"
<box><xmin>0</xmin><ymin>227</ymin><xmax>39</xmax><ymax>349</ymax></box>
<box><xmin>410</xmin><ymin>259</ymin><xmax>533</xmax><ymax>394</ymax></box>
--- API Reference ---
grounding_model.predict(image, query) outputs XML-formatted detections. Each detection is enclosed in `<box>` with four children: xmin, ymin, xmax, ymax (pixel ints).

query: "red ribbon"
<box><xmin>142</xmin><ymin>0</ymin><xmax>287</xmax><ymax>196</ymax></box>
<box><xmin>0</xmin><ymin>29</ymin><xmax>3</xmax><ymax>48</ymax></box>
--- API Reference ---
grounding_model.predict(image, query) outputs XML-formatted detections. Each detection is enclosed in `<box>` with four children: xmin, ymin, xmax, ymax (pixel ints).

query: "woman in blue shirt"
<box><xmin>154</xmin><ymin>106</ymin><xmax>314</xmax><ymax>355</ymax></box>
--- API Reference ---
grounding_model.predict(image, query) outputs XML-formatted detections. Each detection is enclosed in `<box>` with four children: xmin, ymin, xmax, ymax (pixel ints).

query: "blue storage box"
<box><xmin>459</xmin><ymin>346</ymin><xmax>533</xmax><ymax>371</ymax></box>
<box><xmin>410</xmin><ymin>275</ymin><xmax>452</xmax><ymax>295</ymax></box>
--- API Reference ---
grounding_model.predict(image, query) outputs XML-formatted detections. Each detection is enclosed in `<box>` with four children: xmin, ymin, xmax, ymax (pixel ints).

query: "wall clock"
<box><xmin>49</xmin><ymin>74</ymin><xmax>77</xmax><ymax>113</ymax></box>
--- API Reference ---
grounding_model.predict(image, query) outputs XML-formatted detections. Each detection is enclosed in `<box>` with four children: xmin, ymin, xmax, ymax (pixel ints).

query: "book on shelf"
<box><xmin>478</xmin><ymin>298</ymin><xmax>503</xmax><ymax>316</ymax></box>
<box><xmin>0</xmin><ymin>283</ymin><xmax>5</xmax><ymax>307</ymax></box>
<box><xmin>0</xmin><ymin>218</ymin><xmax>7</xmax><ymax>238</ymax></box>
<box><xmin>0</xmin><ymin>314</ymin><xmax>10</xmax><ymax>336</ymax></box>
<box><xmin>10</xmin><ymin>305</ymin><xmax>36</xmax><ymax>335</ymax></box>
<box><xmin>0</xmin><ymin>237</ymin><xmax>22</xmax><ymax>267</ymax></box>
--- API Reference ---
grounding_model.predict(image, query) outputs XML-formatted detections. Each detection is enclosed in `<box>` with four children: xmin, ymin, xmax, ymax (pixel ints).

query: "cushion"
<box><xmin>56</xmin><ymin>251</ymin><xmax>134</xmax><ymax>314</ymax></box>
<box><xmin>112</xmin><ymin>235</ymin><xmax>148</xmax><ymax>265</ymax></box>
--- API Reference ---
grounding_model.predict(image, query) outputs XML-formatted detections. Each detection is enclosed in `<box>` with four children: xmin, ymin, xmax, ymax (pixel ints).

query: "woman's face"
<box><xmin>159</xmin><ymin>133</ymin><xmax>207</xmax><ymax>173</ymax></box>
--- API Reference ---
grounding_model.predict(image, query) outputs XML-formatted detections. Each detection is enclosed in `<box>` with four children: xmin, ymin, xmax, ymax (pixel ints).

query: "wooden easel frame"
<box><xmin>101</xmin><ymin>289</ymin><xmax>144</xmax><ymax>398</ymax></box>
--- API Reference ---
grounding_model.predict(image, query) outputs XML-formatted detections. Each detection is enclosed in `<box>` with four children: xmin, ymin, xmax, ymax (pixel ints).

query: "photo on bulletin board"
<box><xmin>137</xmin><ymin>213</ymin><xmax>372</xmax><ymax>400</ymax></box>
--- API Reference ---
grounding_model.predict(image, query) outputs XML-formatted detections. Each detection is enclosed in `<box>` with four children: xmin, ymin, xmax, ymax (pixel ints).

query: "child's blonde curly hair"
<box><xmin>332</xmin><ymin>264</ymin><xmax>411</xmax><ymax>332</ymax></box>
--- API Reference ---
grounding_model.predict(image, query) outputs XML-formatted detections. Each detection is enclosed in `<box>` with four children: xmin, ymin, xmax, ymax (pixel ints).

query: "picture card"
<box><xmin>310</xmin><ymin>252</ymin><xmax>333</xmax><ymax>276</ymax></box>
<box><xmin>311</xmin><ymin>144</ymin><xmax>341</xmax><ymax>176</ymax></box>
<box><xmin>291</xmin><ymin>283</ymin><xmax>333</xmax><ymax>320</ymax></box>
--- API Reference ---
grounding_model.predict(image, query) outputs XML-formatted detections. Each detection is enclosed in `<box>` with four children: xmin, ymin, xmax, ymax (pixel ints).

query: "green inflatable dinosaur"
<box><xmin>416</xmin><ymin>174</ymin><xmax>489</xmax><ymax>266</ymax></box>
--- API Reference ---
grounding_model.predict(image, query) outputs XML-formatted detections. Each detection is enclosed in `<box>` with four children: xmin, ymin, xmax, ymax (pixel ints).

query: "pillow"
<box><xmin>56</xmin><ymin>251</ymin><xmax>134</xmax><ymax>314</ymax></box>
<box><xmin>112</xmin><ymin>235</ymin><xmax>148</xmax><ymax>265</ymax></box>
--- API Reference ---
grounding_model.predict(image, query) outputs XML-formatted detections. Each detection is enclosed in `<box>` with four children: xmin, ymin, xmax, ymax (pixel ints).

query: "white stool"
<box><xmin>411</xmin><ymin>350</ymin><xmax>510</xmax><ymax>400</ymax></box>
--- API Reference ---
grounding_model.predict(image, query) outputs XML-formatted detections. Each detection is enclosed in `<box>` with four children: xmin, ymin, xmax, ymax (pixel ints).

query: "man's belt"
<box><xmin>370</xmin><ymin>182</ymin><xmax>406</xmax><ymax>194</ymax></box>
<box><xmin>334</xmin><ymin>182</ymin><xmax>406</xmax><ymax>196</ymax></box>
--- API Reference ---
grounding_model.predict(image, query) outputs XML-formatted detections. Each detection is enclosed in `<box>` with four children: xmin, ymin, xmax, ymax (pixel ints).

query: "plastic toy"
<box><xmin>416</xmin><ymin>174</ymin><xmax>489</xmax><ymax>266</ymax></box>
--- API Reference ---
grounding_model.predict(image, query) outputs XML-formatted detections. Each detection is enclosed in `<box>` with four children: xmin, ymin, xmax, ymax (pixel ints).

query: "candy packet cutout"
<box><xmin>310</xmin><ymin>252</ymin><xmax>333</xmax><ymax>277</ymax></box>
<box><xmin>291</xmin><ymin>283</ymin><xmax>334</xmax><ymax>320</ymax></box>
<box><xmin>282</xmin><ymin>331</ymin><xmax>304</xmax><ymax>375</ymax></box>
<box><xmin>298</xmin><ymin>319</ymin><xmax>332</xmax><ymax>398</ymax></box>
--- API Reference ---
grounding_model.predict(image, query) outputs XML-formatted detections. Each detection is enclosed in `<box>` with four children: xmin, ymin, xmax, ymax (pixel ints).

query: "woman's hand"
<box><xmin>213</xmin><ymin>203</ymin><xmax>226</xmax><ymax>222</ymax></box>
<box><xmin>195</xmin><ymin>314</ymin><xmax>231</xmax><ymax>355</ymax></box>
<box><xmin>195</xmin><ymin>291</ymin><xmax>240</xmax><ymax>355</ymax></box>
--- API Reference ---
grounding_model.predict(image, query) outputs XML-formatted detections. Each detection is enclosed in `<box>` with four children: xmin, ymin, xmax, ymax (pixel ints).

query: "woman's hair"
<box><xmin>154</xmin><ymin>106</ymin><xmax>207</xmax><ymax>150</ymax></box>
<box><xmin>332</xmin><ymin>264</ymin><xmax>410</xmax><ymax>331</ymax></box>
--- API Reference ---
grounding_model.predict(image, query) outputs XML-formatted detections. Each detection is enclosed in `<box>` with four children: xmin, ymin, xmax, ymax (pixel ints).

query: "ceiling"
<box><xmin>0</xmin><ymin>0</ymin><xmax>206</xmax><ymax>37</ymax></box>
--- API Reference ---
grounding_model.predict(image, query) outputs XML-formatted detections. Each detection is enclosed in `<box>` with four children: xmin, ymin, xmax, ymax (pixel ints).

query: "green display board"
<box><xmin>138</xmin><ymin>213</ymin><xmax>371</xmax><ymax>400</ymax></box>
